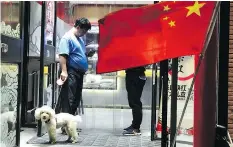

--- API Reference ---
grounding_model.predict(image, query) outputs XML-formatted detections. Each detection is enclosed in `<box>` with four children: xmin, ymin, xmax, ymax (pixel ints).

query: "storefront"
<box><xmin>1</xmin><ymin>2</ymin><xmax>157</xmax><ymax>146</ymax></box>
<box><xmin>1</xmin><ymin>1</ymin><xmax>229</xmax><ymax>147</ymax></box>
<box><xmin>1</xmin><ymin>1</ymin><xmax>57</xmax><ymax>146</ymax></box>
<box><xmin>0</xmin><ymin>1</ymin><xmax>195</xmax><ymax>146</ymax></box>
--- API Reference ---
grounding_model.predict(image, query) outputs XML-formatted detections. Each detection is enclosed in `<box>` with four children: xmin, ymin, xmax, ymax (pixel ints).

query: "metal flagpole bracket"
<box><xmin>199</xmin><ymin>53</ymin><xmax>204</xmax><ymax>59</ymax></box>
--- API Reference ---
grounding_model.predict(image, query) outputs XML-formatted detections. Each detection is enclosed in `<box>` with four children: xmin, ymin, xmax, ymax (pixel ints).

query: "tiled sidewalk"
<box><xmin>21</xmin><ymin>108</ymin><xmax>193</xmax><ymax>147</ymax></box>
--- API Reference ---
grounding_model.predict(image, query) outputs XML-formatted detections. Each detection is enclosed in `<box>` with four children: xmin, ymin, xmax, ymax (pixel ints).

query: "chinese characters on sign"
<box><xmin>168</xmin><ymin>83</ymin><xmax>191</xmax><ymax>100</ymax></box>
<box><xmin>168</xmin><ymin>57</ymin><xmax>185</xmax><ymax>73</ymax></box>
<box><xmin>167</xmin><ymin>56</ymin><xmax>194</xmax><ymax>101</ymax></box>
<box><xmin>166</xmin><ymin>55</ymin><xmax>195</xmax><ymax>139</ymax></box>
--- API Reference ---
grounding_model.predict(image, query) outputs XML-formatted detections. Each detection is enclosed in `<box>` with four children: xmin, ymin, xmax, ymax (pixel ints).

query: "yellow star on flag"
<box><xmin>163</xmin><ymin>16</ymin><xmax>169</xmax><ymax>20</ymax></box>
<box><xmin>168</xmin><ymin>20</ymin><xmax>175</xmax><ymax>27</ymax></box>
<box><xmin>186</xmin><ymin>1</ymin><xmax>206</xmax><ymax>17</ymax></box>
<box><xmin>164</xmin><ymin>5</ymin><xmax>171</xmax><ymax>11</ymax></box>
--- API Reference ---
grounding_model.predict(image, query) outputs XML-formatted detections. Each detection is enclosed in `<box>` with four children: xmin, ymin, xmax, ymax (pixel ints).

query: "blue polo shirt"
<box><xmin>58</xmin><ymin>32</ymin><xmax>88</xmax><ymax>72</ymax></box>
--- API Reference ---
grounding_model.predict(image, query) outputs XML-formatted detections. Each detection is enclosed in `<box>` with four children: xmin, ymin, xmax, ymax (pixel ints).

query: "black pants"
<box><xmin>55</xmin><ymin>68</ymin><xmax>84</xmax><ymax>115</ymax></box>
<box><xmin>126</xmin><ymin>74</ymin><xmax>146</xmax><ymax>129</ymax></box>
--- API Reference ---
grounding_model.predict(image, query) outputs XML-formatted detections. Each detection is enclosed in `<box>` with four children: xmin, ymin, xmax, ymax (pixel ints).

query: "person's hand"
<box><xmin>57</xmin><ymin>71</ymin><xmax>68</xmax><ymax>86</ymax></box>
<box><xmin>60</xmin><ymin>71</ymin><xmax>68</xmax><ymax>82</ymax></box>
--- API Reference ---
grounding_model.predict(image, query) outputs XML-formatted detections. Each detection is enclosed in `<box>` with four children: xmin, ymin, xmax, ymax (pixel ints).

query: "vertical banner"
<box><xmin>45</xmin><ymin>1</ymin><xmax>55</xmax><ymax>45</ymax></box>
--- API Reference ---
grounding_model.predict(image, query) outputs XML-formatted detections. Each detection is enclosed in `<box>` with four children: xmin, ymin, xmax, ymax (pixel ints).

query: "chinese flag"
<box><xmin>96</xmin><ymin>1</ymin><xmax>217</xmax><ymax>74</ymax></box>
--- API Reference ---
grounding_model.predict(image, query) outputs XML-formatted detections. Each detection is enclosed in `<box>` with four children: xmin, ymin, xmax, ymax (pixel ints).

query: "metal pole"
<box><xmin>170</xmin><ymin>58</ymin><xmax>178</xmax><ymax>147</ymax></box>
<box><xmin>151</xmin><ymin>63</ymin><xmax>158</xmax><ymax>141</ymax></box>
<box><xmin>51</xmin><ymin>63</ymin><xmax>55</xmax><ymax>109</ymax></box>
<box><xmin>37</xmin><ymin>1</ymin><xmax>46</xmax><ymax>137</ymax></box>
<box><xmin>161</xmin><ymin>60</ymin><xmax>169</xmax><ymax>147</ymax></box>
<box><xmin>20</xmin><ymin>1</ymin><xmax>30</xmax><ymax>128</ymax></box>
<box><xmin>51</xmin><ymin>1</ymin><xmax>57</xmax><ymax>109</ymax></box>
<box><xmin>159</xmin><ymin>62</ymin><xmax>163</xmax><ymax>110</ymax></box>
<box><xmin>53</xmin><ymin>1</ymin><xmax>57</xmax><ymax>47</ymax></box>
<box><xmin>55</xmin><ymin>62</ymin><xmax>58</xmax><ymax>105</ymax></box>
<box><xmin>171</xmin><ymin>2</ymin><xmax>220</xmax><ymax>147</ymax></box>
<box><xmin>17</xmin><ymin>3</ymin><xmax>26</xmax><ymax>144</ymax></box>
<box><xmin>215</xmin><ymin>10</ymin><xmax>220</xmax><ymax>126</ymax></box>
<box><xmin>48</xmin><ymin>65</ymin><xmax>51</xmax><ymax>86</ymax></box>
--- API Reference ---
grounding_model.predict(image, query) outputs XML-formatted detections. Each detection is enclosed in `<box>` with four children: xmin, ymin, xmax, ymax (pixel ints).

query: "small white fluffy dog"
<box><xmin>35</xmin><ymin>105</ymin><xmax>82</xmax><ymax>144</ymax></box>
<box><xmin>0</xmin><ymin>108</ymin><xmax>17</xmax><ymax>133</ymax></box>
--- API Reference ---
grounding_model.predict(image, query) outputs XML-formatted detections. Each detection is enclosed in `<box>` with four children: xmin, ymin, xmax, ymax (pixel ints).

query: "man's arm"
<box><xmin>59</xmin><ymin>54</ymin><xmax>68</xmax><ymax>79</ymax></box>
<box><xmin>58</xmin><ymin>38</ymin><xmax>70</xmax><ymax>81</ymax></box>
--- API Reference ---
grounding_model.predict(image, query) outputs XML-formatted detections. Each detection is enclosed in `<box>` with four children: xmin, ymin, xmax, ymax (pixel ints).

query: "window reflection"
<box><xmin>1</xmin><ymin>1</ymin><xmax>20</xmax><ymax>38</ymax></box>
<box><xmin>29</xmin><ymin>1</ymin><xmax>41</xmax><ymax>56</ymax></box>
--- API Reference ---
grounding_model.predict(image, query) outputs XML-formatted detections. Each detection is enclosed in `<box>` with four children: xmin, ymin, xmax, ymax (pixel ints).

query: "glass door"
<box><xmin>25</xmin><ymin>1</ymin><xmax>57</xmax><ymax>128</ymax></box>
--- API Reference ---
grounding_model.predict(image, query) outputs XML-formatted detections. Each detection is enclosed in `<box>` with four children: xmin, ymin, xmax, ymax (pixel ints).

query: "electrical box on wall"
<box><xmin>44</xmin><ymin>44</ymin><xmax>56</xmax><ymax>65</ymax></box>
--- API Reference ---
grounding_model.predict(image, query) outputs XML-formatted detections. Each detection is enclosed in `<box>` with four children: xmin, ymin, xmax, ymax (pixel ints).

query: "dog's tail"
<box><xmin>74</xmin><ymin>115</ymin><xmax>82</xmax><ymax>123</ymax></box>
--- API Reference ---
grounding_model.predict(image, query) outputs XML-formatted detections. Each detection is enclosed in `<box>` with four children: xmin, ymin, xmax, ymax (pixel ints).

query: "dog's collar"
<box><xmin>45</xmin><ymin>118</ymin><xmax>57</xmax><ymax>124</ymax></box>
<box><xmin>45</xmin><ymin>119</ymin><xmax>50</xmax><ymax>124</ymax></box>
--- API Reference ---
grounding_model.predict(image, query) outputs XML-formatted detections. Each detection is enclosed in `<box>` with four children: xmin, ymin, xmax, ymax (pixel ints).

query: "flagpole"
<box><xmin>161</xmin><ymin>60</ymin><xmax>169</xmax><ymax>147</ymax></box>
<box><xmin>171</xmin><ymin>2</ymin><xmax>221</xmax><ymax>147</ymax></box>
<box><xmin>170</xmin><ymin>58</ymin><xmax>178</xmax><ymax>147</ymax></box>
<box><xmin>151</xmin><ymin>63</ymin><xmax>158</xmax><ymax>141</ymax></box>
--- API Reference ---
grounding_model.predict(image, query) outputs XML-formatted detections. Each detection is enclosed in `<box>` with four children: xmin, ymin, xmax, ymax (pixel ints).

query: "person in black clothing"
<box><xmin>123</xmin><ymin>66</ymin><xmax>147</xmax><ymax>135</ymax></box>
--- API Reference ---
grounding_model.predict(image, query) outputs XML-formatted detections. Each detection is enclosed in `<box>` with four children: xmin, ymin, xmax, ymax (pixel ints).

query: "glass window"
<box><xmin>29</xmin><ymin>1</ymin><xmax>41</xmax><ymax>56</ymax></box>
<box><xmin>1</xmin><ymin>1</ymin><xmax>20</xmax><ymax>38</ymax></box>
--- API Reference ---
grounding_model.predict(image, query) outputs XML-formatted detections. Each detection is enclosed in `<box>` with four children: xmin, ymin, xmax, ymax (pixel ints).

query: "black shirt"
<box><xmin>125</xmin><ymin>66</ymin><xmax>146</xmax><ymax>76</ymax></box>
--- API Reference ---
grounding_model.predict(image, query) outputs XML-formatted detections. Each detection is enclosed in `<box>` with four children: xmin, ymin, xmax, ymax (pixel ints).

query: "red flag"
<box><xmin>96</xmin><ymin>1</ymin><xmax>217</xmax><ymax>74</ymax></box>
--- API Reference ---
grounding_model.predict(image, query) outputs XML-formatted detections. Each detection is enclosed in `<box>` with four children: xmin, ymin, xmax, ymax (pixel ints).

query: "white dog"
<box><xmin>35</xmin><ymin>105</ymin><xmax>82</xmax><ymax>144</ymax></box>
<box><xmin>0</xmin><ymin>108</ymin><xmax>17</xmax><ymax>133</ymax></box>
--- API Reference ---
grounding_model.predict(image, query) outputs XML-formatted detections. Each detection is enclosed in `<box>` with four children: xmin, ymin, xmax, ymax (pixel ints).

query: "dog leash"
<box><xmin>54</xmin><ymin>78</ymin><xmax>64</xmax><ymax>113</ymax></box>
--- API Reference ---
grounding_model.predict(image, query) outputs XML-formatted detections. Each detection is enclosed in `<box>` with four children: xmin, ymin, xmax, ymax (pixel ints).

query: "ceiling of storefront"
<box><xmin>69</xmin><ymin>1</ymin><xmax>154</xmax><ymax>5</ymax></box>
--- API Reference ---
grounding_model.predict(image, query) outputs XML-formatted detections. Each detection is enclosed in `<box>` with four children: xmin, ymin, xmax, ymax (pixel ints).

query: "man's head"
<box><xmin>74</xmin><ymin>17</ymin><xmax>91</xmax><ymax>37</ymax></box>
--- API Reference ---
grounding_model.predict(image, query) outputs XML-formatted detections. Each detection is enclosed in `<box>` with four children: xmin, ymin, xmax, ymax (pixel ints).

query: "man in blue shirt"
<box><xmin>55</xmin><ymin>18</ymin><xmax>93</xmax><ymax>117</ymax></box>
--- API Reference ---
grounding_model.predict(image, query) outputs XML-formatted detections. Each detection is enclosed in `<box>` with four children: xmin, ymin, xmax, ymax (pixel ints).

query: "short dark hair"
<box><xmin>74</xmin><ymin>17</ymin><xmax>91</xmax><ymax>31</ymax></box>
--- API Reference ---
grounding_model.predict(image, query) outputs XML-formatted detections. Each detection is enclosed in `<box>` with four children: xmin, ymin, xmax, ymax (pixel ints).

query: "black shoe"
<box><xmin>123</xmin><ymin>129</ymin><xmax>141</xmax><ymax>136</ymax></box>
<box><xmin>124</xmin><ymin>125</ymin><xmax>133</xmax><ymax>131</ymax></box>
